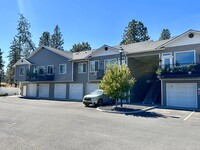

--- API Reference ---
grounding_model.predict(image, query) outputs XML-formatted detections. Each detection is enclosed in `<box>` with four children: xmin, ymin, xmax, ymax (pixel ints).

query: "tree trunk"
<box><xmin>115</xmin><ymin>98</ymin><xmax>118</xmax><ymax>107</ymax></box>
<box><xmin>120</xmin><ymin>99</ymin><xmax>123</xmax><ymax>107</ymax></box>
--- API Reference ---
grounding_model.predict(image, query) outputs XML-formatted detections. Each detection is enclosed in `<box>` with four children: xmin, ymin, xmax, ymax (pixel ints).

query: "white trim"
<box><xmin>89</xmin><ymin>60</ymin><xmax>99</xmax><ymax>72</ymax></box>
<box><xmin>78</xmin><ymin>62</ymin><xmax>87</xmax><ymax>74</ymax></box>
<box><xmin>47</xmin><ymin>65</ymin><xmax>54</xmax><ymax>75</ymax></box>
<box><xmin>59</xmin><ymin>64</ymin><xmax>67</xmax><ymax>74</ymax></box>
<box><xmin>19</xmin><ymin>67</ymin><xmax>25</xmax><ymax>76</ymax></box>
<box><xmin>174</xmin><ymin>50</ymin><xmax>196</xmax><ymax>66</ymax></box>
<box><xmin>161</xmin><ymin>52</ymin><xmax>172</xmax><ymax>57</ymax></box>
<box><xmin>104</xmin><ymin>58</ymin><xmax>118</xmax><ymax>70</ymax></box>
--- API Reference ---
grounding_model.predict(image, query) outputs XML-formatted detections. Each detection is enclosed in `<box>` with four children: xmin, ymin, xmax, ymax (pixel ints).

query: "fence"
<box><xmin>0</xmin><ymin>87</ymin><xmax>20</xmax><ymax>95</ymax></box>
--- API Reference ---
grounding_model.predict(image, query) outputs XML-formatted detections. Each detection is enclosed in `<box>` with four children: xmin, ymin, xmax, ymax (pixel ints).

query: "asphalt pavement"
<box><xmin>0</xmin><ymin>96</ymin><xmax>199</xmax><ymax>150</ymax></box>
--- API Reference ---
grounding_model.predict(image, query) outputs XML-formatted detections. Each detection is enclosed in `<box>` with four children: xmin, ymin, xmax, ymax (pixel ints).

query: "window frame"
<box><xmin>47</xmin><ymin>65</ymin><xmax>54</xmax><ymax>75</ymax></box>
<box><xmin>90</xmin><ymin>60</ymin><xmax>99</xmax><ymax>72</ymax></box>
<box><xmin>161</xmin><ymin>52</ymin><xmax>173</xmax><ymax>68</ymax></box>
<box><xmin>104</xmin><ymin>58</ymin><xmax>118</xmax><ymax>70</ymax></box>
<box><xmin>38</xmin><ymin>66</ymin><xmax>45</xmax><ymax>75</ymax></box>
<box><xmin>59</xmin><ymin>64</ymin><xmax>67</xmax><ymax>74</ymax></box>
<box><xmin>19</xmin><ymin>67</ymin><xmax>25</xmax><ymax>76</ymax></box>
<box><xmin>78</xmin><ymin>62</ymin><xmax>87</xmax><ymax>74</ymax></box>
<box><xmin>174</xmin><ymin>50</ymin><xmax>195</xmax><ymax>66</ymax></box>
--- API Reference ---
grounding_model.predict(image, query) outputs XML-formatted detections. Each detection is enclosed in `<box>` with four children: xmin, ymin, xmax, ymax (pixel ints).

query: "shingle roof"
<box><xmin>115</xmin><ymin>39</ymin><xmax>172</xmax><ymax>54</ymax></box>
<box><xmin>72</xmin><ymin>50</ymin><xmax>95</xmax><ymax>60</ymax></box>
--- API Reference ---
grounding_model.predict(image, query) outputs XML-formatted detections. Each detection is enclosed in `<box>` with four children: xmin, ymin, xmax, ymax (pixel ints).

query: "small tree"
<box><xmin>99</xmin><ymin>64</ymin><xmax>135</xmax><ymax>107</ymax></box>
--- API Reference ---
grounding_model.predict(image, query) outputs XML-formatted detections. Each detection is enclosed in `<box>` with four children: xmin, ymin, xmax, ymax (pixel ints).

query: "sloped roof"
<box><xmin>27</xmin><ymin>46</ymin><xmax>72</xmax><ymax>60</ymax></box>
<box><xmin>13</xmin><ymin>58</ymin><xmax>32</xmax><ymax>67</ymax></box>
<box><xmin>72</xmin><ymin>50</ymin><xmax>95</xmax><ymax>60</ymax></box>
<box><xmin>115</xmin><ymin>39</ymin><xmax>172</xmax><ymax>54</ymax></box>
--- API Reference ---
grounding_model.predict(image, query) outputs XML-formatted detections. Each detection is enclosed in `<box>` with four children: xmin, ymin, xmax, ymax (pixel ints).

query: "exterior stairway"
<box><xmin>143</xmin><ymin>80</ymin><xmax>161</xmax><ymax>104</ymax></box>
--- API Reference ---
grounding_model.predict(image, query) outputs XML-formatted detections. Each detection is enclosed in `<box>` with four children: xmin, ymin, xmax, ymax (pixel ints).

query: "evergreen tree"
<box><xmin>17</xmin><ymin>14</ymin><xmax>35</xmax><ymax>57</ymax></box>
<box><xmin>6</xmin><ymin>37</ymin><xmax>22</xmax><ymax>84</ymax></box>
<box><xmin>39</xmin><ymin>31</ymin><xmax>51</xmax><ymax>47</ymax></box>
<box><xmin>51</xmin><ymin>25</ymin><xmax>64</xmax><ymax>50</ymax></box>
<box><xmin>159</xmin><ymin>29</ymin><xmax>171</xmax><ymax>40</ymax></box>
<box><xmin>120</xmin><ymin>19</ymin><xmax>150</xmax><ymax>45</ymax></box>
<box><xmin>70</xmin><ymin>42</ymin><xmax>91</xmax><ymax>52</ymax></box>
<box><xmin>0</xmin><ymin>48</ymin><xmax>4</xmax><ymax>85</ymax></box>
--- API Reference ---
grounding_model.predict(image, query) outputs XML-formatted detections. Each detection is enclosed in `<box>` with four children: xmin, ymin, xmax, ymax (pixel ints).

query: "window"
<box><xmin>175</xmin><ymin>50</ymin><xmax>195</xmax><ymax>66</ymax></box>
<box><xmin>90</xmin><ymin>61</ymin><xmax>99</xmax><ymax>72</ymax></box>
<box><xmin>47</xmin><ymin>65</ymin><xmax>54</xmax><ymax>75</ymax></box>
<box><xmin>104</xmin><ymin>58</ymin><xmax>118</xmax><ymax>70</ymax></box>
<box><xmin>78</xmin><ymin>63</ymin><xmax>87</xmax><ymax>73</ymax></box>
<box><xmin>59</xmin><ymin>64</ymin><xmax>67</xmax><ymax>74</ymax></box>
<box><xmin>161</xmin><ymin>53</ymin><xmax>172</xmax><ymax>68</ymax></box>
<box><xmin>38</xmin><ymin>66</ymin><xmax>45</xmax><ymax>75</ymax></box>
<box><xmin>118</xmin><ymin>57</ymin><xmax>126</xmax><ymax>66</ymax></box>
<box><xmin>19</xmin><ymin>67</ymin><xmax>25</xmax><ymax>76</ymax></box>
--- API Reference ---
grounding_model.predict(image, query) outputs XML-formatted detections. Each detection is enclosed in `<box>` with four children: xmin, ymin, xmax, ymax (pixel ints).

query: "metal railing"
<box><xmin>26</xmin><ymin>70</ymin><xmax>54</xmax><ymax>81</ymax></box>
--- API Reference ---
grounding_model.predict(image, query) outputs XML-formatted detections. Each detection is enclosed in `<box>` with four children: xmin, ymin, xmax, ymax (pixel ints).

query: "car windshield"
<box><xmin>90</xmin><ymin>89</ymin><xmax>103</xmax><ymax>95</ymax></box>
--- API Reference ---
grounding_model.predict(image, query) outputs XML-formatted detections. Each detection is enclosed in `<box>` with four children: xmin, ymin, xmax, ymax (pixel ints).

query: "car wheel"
<box><xmin>85</xmin><ymin>104</ymin><xmax>90</xmax><ymax>107</ymax></box>
<box><xmin>97</xmin><ymin>99</ymin><xmax>103</xmax><ymax>106</ymax></box>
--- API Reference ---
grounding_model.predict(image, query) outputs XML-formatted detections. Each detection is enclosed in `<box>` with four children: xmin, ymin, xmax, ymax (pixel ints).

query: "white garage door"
<box><xmin>166</xmin><ymin>83</ymin><xmax>197</xmax><ymax>108</ymax></box>
<box><xmin>69</xmin><ymin>83</ymin><xmax>83</xmax><ymax>100</ymax></box>
<box><xmin>39</xmin><ymin>84</ymin><xmax>49</xmax><ymax>98</ymax></box>
<box><xmin>54</xmin><ymin>84</ymin><xmax>66</xmax><ymax>99</ymax></box>
<box><xmin>86</xmin><ymin>83</ymin><xmax>99</xmax><ymax>94</ymax></box>
<box><xmin>27</xmin><ymin>84</ymin><xmax>37</xmax><ymax>97</ymax></box>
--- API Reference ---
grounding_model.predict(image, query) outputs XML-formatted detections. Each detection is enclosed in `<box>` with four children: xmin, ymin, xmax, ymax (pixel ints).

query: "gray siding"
<box><xmin>73</xmin><ymin>61</ymin><xmax>88</xmax><ymax>83</ymax></box>
<box><xmin>15</xmin><ymin>64</ymin><xmax>30</xmax><ymax>82</ymax></box>
<box><xmin>89</xmin><ymin>54</ymin><xmax>120</xmax><ymax>81</ymax></box>
<box><xmin>28</xmin><ymin>48</ymin><xmax>72</xmax><ymax>81</ymax></box>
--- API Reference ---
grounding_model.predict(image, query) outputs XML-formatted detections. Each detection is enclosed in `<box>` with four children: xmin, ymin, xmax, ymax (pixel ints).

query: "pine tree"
<box><xmin>159</xmin><ymin>29</ymin><xmax>171</xmax><ymax>40</ymax></box>
<box><xmin>17</xmin><ymin>14</ymin><xmax>35</xmax><ymax>57</ymax></box>
<box><xmin>0</xmin><ymin>48</ymin><xmax>4</xmax><ymax>72</ymax></box>
<box><xmin>51</xmin><ymin>25</ymin><xmax>64</xmax><ymax>50</ymax></box>
<box><xmin>6</xmin><ymin>37</ymin><xmax>22</xmax><ymax>84</ymax></box>
<box><xmin>39</xmin><ymin>31</ymin><xmax>51</xmax><ymax>47</ymax></box>
<box><xmin>120</xmin><ymin>19</ymin><xmax>150</xmax><ymax>45</ymax></box>
<box><xmin>70</xmin><ymin>42</ymin><xmax>91</xmax><ymax>52</ymax></box>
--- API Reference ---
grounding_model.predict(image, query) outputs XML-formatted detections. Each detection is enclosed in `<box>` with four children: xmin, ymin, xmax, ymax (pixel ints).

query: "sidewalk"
<box><xmin>97</xmin><ymin>103</ymin><xmax>157</xmax><ymax>114</ymax></box>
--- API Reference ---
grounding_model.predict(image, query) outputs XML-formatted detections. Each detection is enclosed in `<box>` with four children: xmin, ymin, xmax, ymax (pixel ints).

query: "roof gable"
<box><xmin>27</xmin><ymin>46</ymin><xmax>72</xmax><ymax>60</ymax></box>
<box><xmin>87</xmin><ymin>45</ymin><xmax>120</xmax><ymax>58</ymax></box>
<box><xmin>13</xmin><ymin>58</ymin><xmax>32</xmax><ymax>67</ymax></box>
<box><xmin>157</xmin><ymin>29</ymin><xmax>200</xmax><ymax>48</ymax></box>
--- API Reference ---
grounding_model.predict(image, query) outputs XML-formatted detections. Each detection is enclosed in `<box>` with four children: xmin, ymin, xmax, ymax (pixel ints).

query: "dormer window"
<box><xmin>19</xmin><ymin>67</ymin><xmax>25</xmax><ymax>76</ymax></box>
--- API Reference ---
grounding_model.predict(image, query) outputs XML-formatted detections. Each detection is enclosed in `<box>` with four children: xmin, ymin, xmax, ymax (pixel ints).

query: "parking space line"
<box><xmin>184</xmin><ymin>110</ymin><xmax>195</xmax><ymax>121</ymax></box>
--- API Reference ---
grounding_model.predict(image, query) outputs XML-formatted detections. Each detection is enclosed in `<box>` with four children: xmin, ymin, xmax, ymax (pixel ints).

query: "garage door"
<box><xmin>86</xmin><ymin>83</ymin><xmax>99</xmax><ymax>94</ymax></box>
<box><xmin>27</xmin><ymin>84</ymin><xmax>37</xmax><ymax>97</ymax></box>
<box><xmin>69</xmin><ymin>83</ymin><xmax>83</xmax><ymax>100</ymax></box>
<box><xmin>54</xmin><ymin>84</ymin><xmax>66</xmax><ymax>99</ymax></box>
<box><xmin>166</xmin><ymin>83</ymin><xmax>197</xmax><ymax>108</ymax></box>
<box><xmin>39</xmin><ymin>84</ymin><xmax>49</xmax><ymax>98</ymax></box>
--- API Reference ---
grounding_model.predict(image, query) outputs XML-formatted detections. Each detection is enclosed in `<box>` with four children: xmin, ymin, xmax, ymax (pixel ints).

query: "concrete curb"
<box><xmin>96</xmin><ymin>106</ymin><xmax>156</xmax><ymax>114</ymax></box>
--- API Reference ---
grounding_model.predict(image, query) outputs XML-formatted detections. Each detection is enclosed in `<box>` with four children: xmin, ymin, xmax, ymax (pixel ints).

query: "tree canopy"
<box><xmin>17</xmin><ymin>14</ymin><xmax>35</xmax><ymax>57</ymax></box>
<box><xmin>70</xmin><ymin>42</ymin><xmax>92</xmax><ymax>52</ymax></box>
<box><xmin>120</xmin><ymin>19</ymin><xmax>150</xmax><ymax>45</ymax></box>
<box><xmin>159</xmin><ymin>29</ymin><xmax>171</xmax><ymax>40</ymax></box>
<box><xmin>99</xmin><ymin>64</ymin><xmax>135</xmax><ymax>107</ymax></box>
<box><xmin>51</xmin><ymin>25</ymin><xmax>64</xmax><ymax>50</ymax></box>
<box><xmin>39</xmin><ymin>31</ymin><xmax>51</xmax><ymax>47</ymax></box>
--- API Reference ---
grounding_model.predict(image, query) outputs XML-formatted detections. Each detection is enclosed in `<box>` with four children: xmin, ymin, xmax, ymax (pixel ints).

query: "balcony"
<box><xmin>157</xmin><ymin>63</ymin><xmax>200</xmax><ymax>79</ymax></box>
<box><xmin>26</xmin><ymin>70</ymin><xmax>54</xmax><ymax>81</ymax></box>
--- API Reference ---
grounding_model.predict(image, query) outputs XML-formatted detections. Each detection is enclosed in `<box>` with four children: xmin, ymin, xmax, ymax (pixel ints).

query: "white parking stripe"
<box><xmin>184</xmin><ymin>110</ymin><xmax>195</xmax><ymax>121</ymax></box>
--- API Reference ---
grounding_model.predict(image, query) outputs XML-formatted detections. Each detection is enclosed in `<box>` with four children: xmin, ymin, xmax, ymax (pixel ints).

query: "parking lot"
<box><xmin>0</xmin><ymin>96</ymin><xmax>199</xmax><ymax>150</ymax></box>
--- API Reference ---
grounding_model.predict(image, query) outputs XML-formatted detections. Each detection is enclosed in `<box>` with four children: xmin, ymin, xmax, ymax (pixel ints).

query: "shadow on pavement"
<box><xmin>125</xmin><ymin>111</ymin><xmax>167</xmax><ymax>118</ymax></box>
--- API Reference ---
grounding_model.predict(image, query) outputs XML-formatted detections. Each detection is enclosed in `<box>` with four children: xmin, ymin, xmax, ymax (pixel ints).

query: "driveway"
<box><xmin>0</xmin><ymin>96</ymin><xmax>199</xmax><ymax>150</ymax></box>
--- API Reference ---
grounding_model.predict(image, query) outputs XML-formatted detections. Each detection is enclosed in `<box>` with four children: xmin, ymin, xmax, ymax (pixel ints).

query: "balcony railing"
<box><xmin>156</xmin><ymin>63</ymin><xmax>200</xmax><ymax>78</ymax></box>
<box><xmin>26</xmin><ymin>71</ymin><xmax>54</xmax><ymax>81</ymax></box>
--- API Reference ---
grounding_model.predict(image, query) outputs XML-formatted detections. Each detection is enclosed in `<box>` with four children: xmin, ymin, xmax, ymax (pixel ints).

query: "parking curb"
<box><xmin>96</xmin><ymin>106</ymin><xmax>156</xmax><ymax>114</ymax></box>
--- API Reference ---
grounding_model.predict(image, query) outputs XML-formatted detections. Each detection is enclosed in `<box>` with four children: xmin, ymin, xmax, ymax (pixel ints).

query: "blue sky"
<box><xmin>1</xmin><ymin>0</ymin><xmax>200</xmax><ymax>69</ymax></box>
